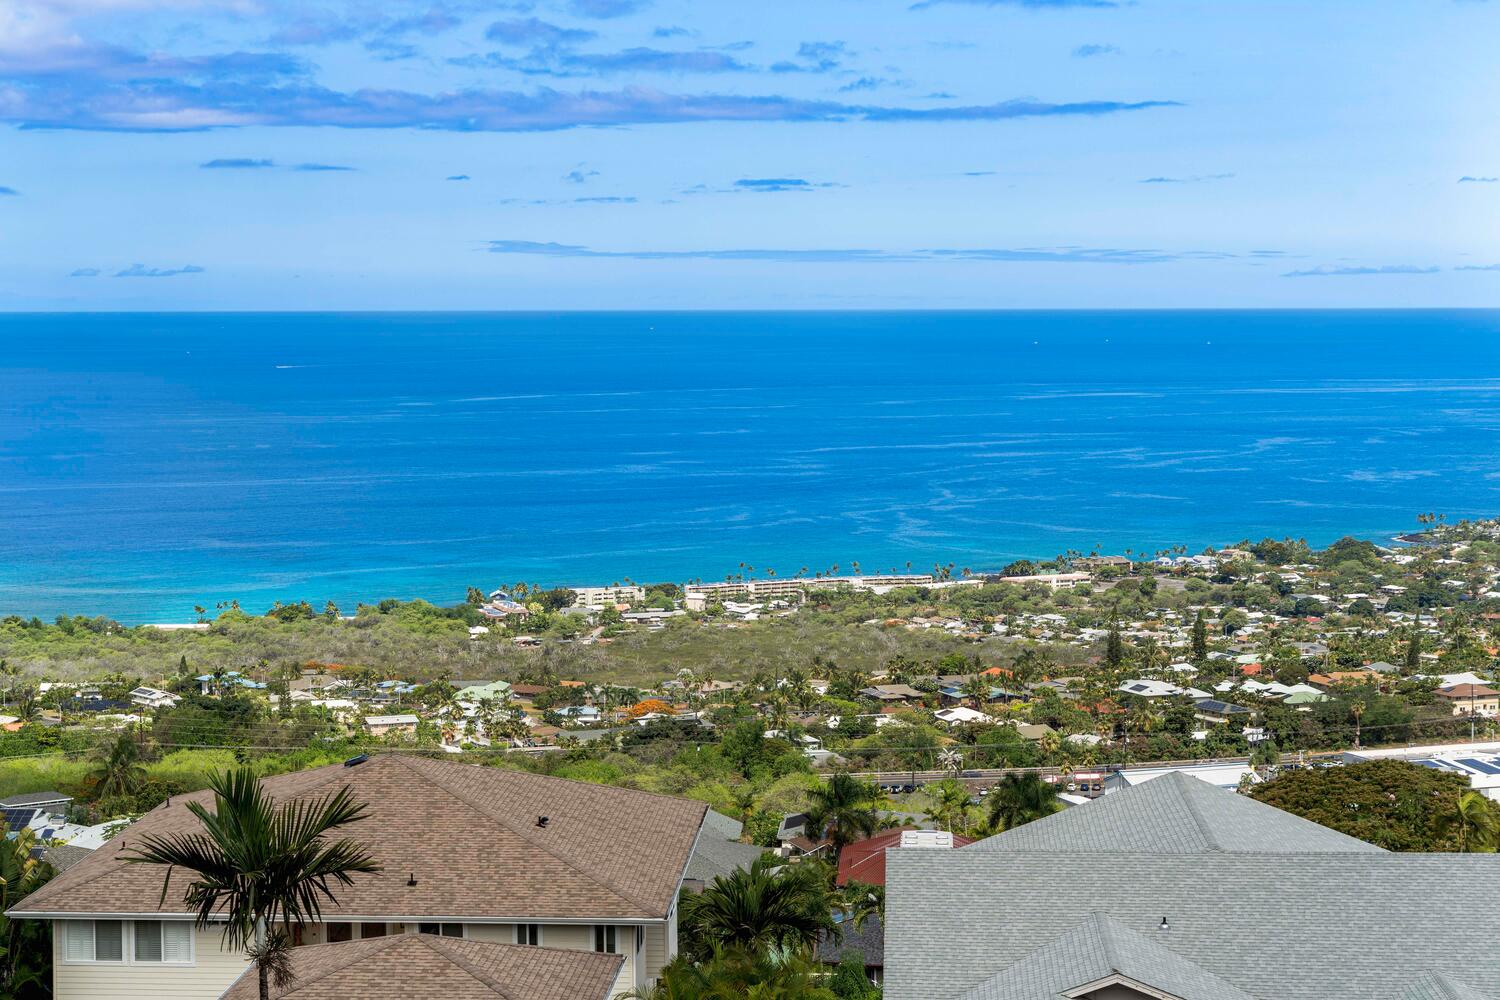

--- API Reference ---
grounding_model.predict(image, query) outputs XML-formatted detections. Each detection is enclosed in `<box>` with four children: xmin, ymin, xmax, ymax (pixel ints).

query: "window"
<box><xmin>132</xmin><ymin>921</ymin><xmax>193</xmax><ymax>963</ymax></box>
<box><xmin>63</xmin><ymin>920</ymin><xmax>123</xmax><ymax>963</ymax></box>
<box><xmin>593</xmin><ymin>925</ymin><xmax>618</xmax><ymax>954</ymax></box>
<box><xmin>325</xmin><ymin>923</ymin><xmax>353</xmax><ymax>943</ymax></box>
<box><xmin>514</xmin><ymin>924</ymin><xmax>541</xmax><ymax>946</ymax></box>
<box><xmin>359</xmin><ymin>923</ymin><xmax>388</xmax><ymax>939</ymax></box>
<box><xmin>64</xmin><ymin>921</ymin><xmax>188</xmax><ymax>964</ymax></box>
<box><xmin>417</xmin><ymin>923</ymin><xmax>464</xmax><ymax>938</ymax></box>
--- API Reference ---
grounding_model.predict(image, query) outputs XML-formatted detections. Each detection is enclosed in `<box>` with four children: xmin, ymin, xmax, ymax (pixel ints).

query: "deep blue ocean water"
<box><xmin>3</xmin><ymin>310</ymin><xmax>1500</xmax><ymax>623</ymax></box>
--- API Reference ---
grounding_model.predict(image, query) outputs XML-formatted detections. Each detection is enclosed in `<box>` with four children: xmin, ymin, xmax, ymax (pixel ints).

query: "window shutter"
<box><xmin>162</xmin><ymin>922</ymin><xmax>193</xmax><ymax>962</ymax></box>
<box><xmin>64</xmin><ymin>922</ymin><xmax>93</xmax><ymax>962</ymax></box>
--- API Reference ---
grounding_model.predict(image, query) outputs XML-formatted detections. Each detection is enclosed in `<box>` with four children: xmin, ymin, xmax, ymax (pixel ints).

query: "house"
<box><xmin>219</xmin><ymin>934</ymin><xmax>624</xmax><ymax>1000</ymax></box>
<box><xmin>455</xmin><ymin>679</ymin><xmax>513</xmax><ymax>702</ymax></box>
<box><xmin>1192</xmin><ymin>699</ymin><xmax>1253</xmax><ymax>725</ymax></box>
<box><xmin>128</xmin><ymin>687</ymin><xmax>180</xmax><ymax>710</ymax></box>
<box><xmin>884</xmin><ymin>772</ymin><xmax>1500</xmax><ymax>1000</ymax></box>
<box><xmin>363</xmin><ymin>714</ymin><xmax>419</xmax><ymax>737</ymax></box>
<box><xmin>1435</xmin><ymin>684</ymin><xmax>1500</xmax><ymax>717</ymax></box>
<box><xmin>1404</xmin><ymin>755</ymin><xmax>1500</xmax><ymax>802</ymax></box>
<box><xmin>934</xmin><ymin>706</ymin><xmax>992</xmax><ymax>727</ymax></box>
<box><xmin>1102</xmin><ymin>762</ymin><xmax>1261</xmax><ymax>794</ymax></box>
<box><xmin>859</xmin><ymin>684</ymin><xmax>926</xmax><ymax>703</ymax></box>
<box><xmin>0</xmin><ymin>790</ymin><xmax>74</xmax><ymax>815</ymax></box>
<box><xmin>554</xmin><ymin>705</ymin><xmax>603</xmax><ymax>724</ymax></box>
<box><xmin>836</xmin><ymin>828</ymin><xmax>973</xmax><ymax>888</ymax></box>
<box><xmin>9</xmin><ymin>753</ymin><xmax>709</xmax><ymax>1000</ymax></box>
<box><xmin>817</xmin><ymin>914</ymin><xmax>885</xmax><ymax>987</ymax></box>
<box><xmin>680</xmin><ymin>811</ymin><xmax>764</xmax><ymax>891</ymax></box>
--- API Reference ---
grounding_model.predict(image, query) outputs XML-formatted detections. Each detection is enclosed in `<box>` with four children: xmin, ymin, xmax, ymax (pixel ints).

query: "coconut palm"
<box><xmin>803</xmin><ymin>773</ymin><xmax>882</xmax><ymax>860</ymax></box>
<box><xmin>985</xmin><ymin>773</ymin><xmax>1063</xmax><ymax>834</ymax></box>
<box><xmin>922</xmin><ymin>778</ymin><xmax>972</xmax><ymax>834</ymax></box>
<box><xmin>124</xmin><ymin>767</ymin><xmax>381</xmax><ymax>1000</ymax></box>
<box><xmin>1456</xmin><ymin>791</ymin><xmax>1498</xmax><ymax>853</ymax></box>
<box><xmin>1350</xmin><ymin>700</ymin><xmax>1367</xmax><ymax>749</ymax></box>
<box><xmin>678</xmin><ymin>857</ymin><xmax>839</xmax><ymax>962</ymax></box>
<box><xmin>91</xmin><ymin>730</ymin><xmax>148</xmax><ymax>803</ymax></box>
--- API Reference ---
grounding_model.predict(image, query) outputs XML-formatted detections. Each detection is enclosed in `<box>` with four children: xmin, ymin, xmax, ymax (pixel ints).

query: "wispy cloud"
<box><xmin>1455</xmin><ymin>263</ymin><xmax>1500</xmax><ymax>271</ymax></box>
<box><xmin>733</xmin><ymin>177</ymin><xmax>838</xmax><ymax>192</ymax></box>
<box><xmin>0</xmin><ymin>185</ymin><xmax>17</xmax><ymax>195</ymax></box>
<box><xmin>838</xmin><ymin>76</ymin><xmax>888</xmax><ymax>92</ymax></box>
<box><xmin>114</xmin><ymin>263</ymin><xmax>206</xmax><ymax>277</ymax></box>
<box><xmin>294</xmin><ymin>162</ymin><xmax>355</xmax><ymax>171</ymax></box>
<box><xmin>567</xmin><ymin>0</ymin><xmax>650</xmax><ymax>17</ymax></box>
<box><xmin>1140</xmin><ymin>173</ymin><xmax>1234</xmax><ymax>183</ymax></box>
<box><xmin>452</xmin><ymin>47</ymin><xmax>755</xmax><ymax>75</ymax></box>
<box><xmin>1283</xmin><ymin>264</ymin><xmax>1440</xmax><ymax>277</ymax></box>
<box><xmin>6</xmin><ymin>77</ymin><xmax>1180</xmax><ymax>132</ymax></box>
<box><xmin>201</xmin><ymin>158</ymin><xmax>274</xmax><ymax>169</ymax></box>
<box><xmin>484</xmin><ymin>18</ymin><xmax>596</xmax><ymax>45</ymax></box>
<box><xmin>574</xmin><ymin>195</ymin><xmax>636</xmax><ymax>203</ymax></box>
<box><xmin>771</xmin><ymin>40</ymin><xmax>848</xmax><ymax>74</ymax></box>
<box><xmin>564</xmin><ymin>168</ymin><xmax>600</xmax><ymax>183</ymax></box>
<box><xmin>652</xmin><ymin>26</ymin><xmax>693</xmax><ymax>38</ymax></box>
<box><xmin>1458</xmin><ymin>175</ymin><xmax>1498</xmax><ymax>183</ymax></box>
<box><xmin>69</xmin><ymin>267</ymin><xmax>101</xmax><ymax>277</ymax></box>
<box><xmin>486</xmin><ymin>240</ymin><xmax>1230</xmax><ymax>263</ymax></box>
<box><xmin>1073</xmin><ymin>43</ymin><xmax>1121</xmax><ymax>57</ymax></box>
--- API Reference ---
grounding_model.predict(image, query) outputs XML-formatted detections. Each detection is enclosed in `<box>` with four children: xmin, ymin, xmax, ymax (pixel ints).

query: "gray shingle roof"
<box><xmin>684</xmin><ymin>810</ymin><xmax>764</xmax><ymax>883</ymax></box>
<box><xmin>885</xmin><ymin>850</ymin><xmax>1500</xmax><ymax>1000</ymax></box>
<box><xmin>966</xmin><ymin>770</ymin><xmax>1384</xmax><ymax>855</ymax></box>
<box><xmin>1400</xmin><ymin>972</ymin><xmax>1498</xmax><ymax>1000</ymax></box>
<box><xmin>817</xmin><ymin>914</ymin><xmax>885</xmax><ymax>971</ymax></box>
<box><xmin>954</xmin><ymin>912</ymin><xmax>1262</xmax><ymax>1000</ymax></box>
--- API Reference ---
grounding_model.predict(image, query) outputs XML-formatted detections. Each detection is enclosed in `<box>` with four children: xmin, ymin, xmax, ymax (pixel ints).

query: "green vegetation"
<box><xmin>0</xmin><ymin>829</ymin><xmax>53</xmax><ymax>999</ymax></box>
<box><xmin>1250</xmin><ymin>760</ymin><xmax>1498</xmax><ymax>852</ymax></box>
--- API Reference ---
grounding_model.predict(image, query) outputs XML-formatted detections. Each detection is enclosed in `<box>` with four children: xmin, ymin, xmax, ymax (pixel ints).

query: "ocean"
<box><xmin>3</xmin><ymin>310</ymin><xmax>1499</xmax><ymax>623</ymax></box>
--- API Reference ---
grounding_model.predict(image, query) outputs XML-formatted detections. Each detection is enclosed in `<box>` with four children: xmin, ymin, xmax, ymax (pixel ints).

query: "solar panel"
<box><xmin>1458</xmin><ymin>758</ymin><xmax>1500</xmax><ymax>775</ymax></box>
<box><xmin>1</xmin><ymin>808</ymin><xmax>37</xmax><ymax>832</ymax></box>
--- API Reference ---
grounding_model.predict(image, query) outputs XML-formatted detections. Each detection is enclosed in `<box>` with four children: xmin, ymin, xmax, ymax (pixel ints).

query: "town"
<box><xmin>3</xmin><ymin>515</ymin><xmax>1500</xmax><ymax>999</ymax></box>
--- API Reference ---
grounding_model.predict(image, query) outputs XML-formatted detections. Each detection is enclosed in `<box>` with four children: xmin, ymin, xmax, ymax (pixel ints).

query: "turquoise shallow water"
<box><xmin>3</xmin><ymin>309</ymin><xmax>1499</xmax><ymax>622</ymax></box>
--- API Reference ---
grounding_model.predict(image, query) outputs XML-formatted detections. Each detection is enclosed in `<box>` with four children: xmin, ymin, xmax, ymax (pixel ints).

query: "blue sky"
<box><xmin>2</xmin><ymin>0</ymin><xmax>1498</xmax><ymax>309</ymax></box>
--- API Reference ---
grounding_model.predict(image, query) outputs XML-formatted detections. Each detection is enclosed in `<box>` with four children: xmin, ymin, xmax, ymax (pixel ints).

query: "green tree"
<box><xmin>985</xmin><ymin>773</ymin><xmax>1063</xmax><ymax>834</ymax></box>
<box><xmin>827</xmin><ymin>953</ymin><xmax>880</xmax><ymax>1000</ymax></box>
<box><xmin>1251</xmin><ymin>760</ymin><xmax>1481</xmax><ymax>851</ymax></box>
<box><xmin>1191</xmin><ymin>611</ymin><xmax>1209</xmax><ymax>662</ymax></box>
<box><xmin>921</xmin><ymin>778</ymin><xmax>973</xmax><ymax>835</ymax></box>
<box><xmin>679</xmin><ymin>857</ymin><xmax>839</xmax><ymax>962</ymax></box>
<box><xmin>1104</xmin><ymin>621</ymin><xmax>1125</xmax><ymax>670</ymax></box>
<box><xmin>90</xmin><ymin>730</ymin><xmax>148</xmax><ymax>803</ymax></box>
<box><xmin>0</xmin><ymin>828</ymin><xmax>54</xmax><ymax>998</ymax></box>
<box><xmin>124</xmin><ymin>768</ymin><xmax>382</xmax><ymax>1000</ymax></box>
<box><xmin>631</xmin><ymin>946</ymin><xmax>838</xmax><ymax>1000</ymax></box>
<box><xmin>804</xmin><ymin>774</ymin><xmax>883</xmax><ymax>860</ymax></box>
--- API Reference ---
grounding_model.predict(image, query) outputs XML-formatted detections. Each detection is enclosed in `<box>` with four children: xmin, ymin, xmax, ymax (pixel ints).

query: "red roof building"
<box><xmin>836</xmin><ymin>828</ymin><xmax>974</xmax><ymax>887</ymax></box>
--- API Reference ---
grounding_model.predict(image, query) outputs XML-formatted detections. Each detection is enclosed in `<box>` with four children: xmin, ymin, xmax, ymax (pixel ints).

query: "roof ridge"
<box><xmin>419</xmin><ymin>935</ymin><xmax>517</xmax><ymax>1000</ymax></box>
<box><xmin>1166</xmin><ymin>775</ymin><xmax>1224</xmax><ymax>852</ymax></box>
<box><xmin>26</xmin><ymin>759</ymin><xmax>374</xmax><ymax>911</ymax></box>
<box><xmin>275</xmin><ymin>933</ymin><xmax>403</xmax><ymax>997</ymax></box>
<box><xmin>388</xmin><ymin>755</ymin><xmax>658</xmax><ymax>916</ymax></box>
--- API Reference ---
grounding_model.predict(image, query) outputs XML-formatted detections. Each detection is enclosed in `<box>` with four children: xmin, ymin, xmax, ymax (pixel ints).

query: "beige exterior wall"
<box><xmin>52</xmin><ymin>921</ymin><xmax>249</xmax><ymax>1000</ymax></box>
<box><xmin>461</xmin><ymin>922</ymin><xmax>647</xmax><ymax>996</ymax></box>
<box><xmin>52</xmin><ymin>917</ymin><xmax>668</xmax><ymax>999</ymax></box>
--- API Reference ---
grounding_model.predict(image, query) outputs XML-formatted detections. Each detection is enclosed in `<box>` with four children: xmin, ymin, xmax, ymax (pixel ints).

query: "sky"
<box><xmin>1</xmin><ymin>0</ymin><xmax>1498</xmax><ymax>309</ymax></box>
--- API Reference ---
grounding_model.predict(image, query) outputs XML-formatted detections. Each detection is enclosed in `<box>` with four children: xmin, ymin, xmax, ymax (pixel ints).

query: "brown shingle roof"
<box><xmin>217</xmin><ymin>934</ymin><xmax>623</xmax><ymax>1000</ymax></box>
<box><xmin>13</xmin><ymin>753</ymin><xmax>706</xmax><ymax>921</ymax></box>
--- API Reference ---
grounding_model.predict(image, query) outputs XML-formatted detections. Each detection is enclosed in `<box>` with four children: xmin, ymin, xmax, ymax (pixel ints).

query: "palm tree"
<box><xmin>923</xmin><ymin>778</ymin><xmax>972</xmax><ymax>834</ymax></box>
<box><xmin>1456</xmin><ymin>791</ymin><xmax>1498</xmax><ymax>853</ymax></box>
<box><xmin>678</xmin><ymin>857</ymin><xmax>838</xmax><ymax>962</ymax></box>
<box><xmin>626</xmin><ymin>945</ymin><xmax>831</xmax><ymax>1000</ymax></box>
<box><xmin>985</xmin><ymin>773</ymin><xmax>1062</xmax><ymax>833</ymax></box>
<box><xmin>1350</xmin><ymin>700</ymin><xmax>1367</xmax><ymax>749</ymax></box>
<box><xmin>124</xmin><ymin>768</ymin><xmax>382</xmax><ymax>1000</ymax></box>
<box><xmin>91</xmin><ymin>731</ymin><xmax>148</xmax><ymax>803</ymax></box>
<box><xmin>803</xmin><ymin>773</ymin><xmax>882</xmax><ymax>860</ymax></box>
<box><xmin>0</xmin><ymin>828</ymin><xmax>54</xmax><ymax>995</ymax></box>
